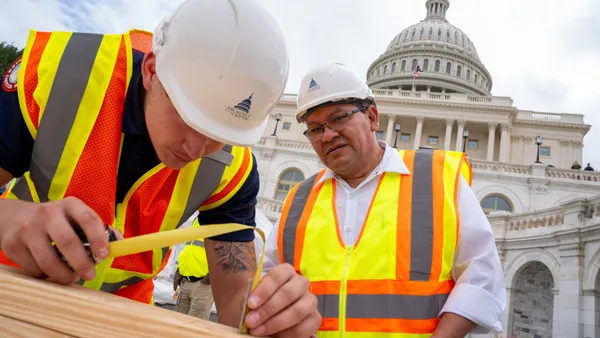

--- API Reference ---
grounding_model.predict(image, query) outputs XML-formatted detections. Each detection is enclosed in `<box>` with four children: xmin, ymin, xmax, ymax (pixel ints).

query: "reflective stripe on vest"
<box><xmin>0</xmin><ymin>29</ymin><xmax>252</xmax><ymax>304</ymax></box>
<box><xmin>277</xmin><ymin>149</ymin><xmax>468</xmax><ymax>336</ymax></box>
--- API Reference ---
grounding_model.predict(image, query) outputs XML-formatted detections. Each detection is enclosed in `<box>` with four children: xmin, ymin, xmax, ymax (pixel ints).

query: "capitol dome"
<box><xmin>367</xmin><ymin>0</ymin><xmax>493</xmax><ymax>96</ymax></box>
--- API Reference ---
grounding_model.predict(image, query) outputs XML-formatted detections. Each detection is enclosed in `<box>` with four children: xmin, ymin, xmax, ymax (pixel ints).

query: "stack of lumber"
<box><xmin>0</xmin><ymin>265</ymin><xmax>251</xmax><ymax>337</ymax></box>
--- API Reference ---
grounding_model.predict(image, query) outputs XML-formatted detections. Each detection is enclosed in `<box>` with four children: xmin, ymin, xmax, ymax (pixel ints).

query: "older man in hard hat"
<box><xmin>261</xmin><ymin>63</ymin><xmax>506</xmax><ymax>337</ymax></box>
<box><xmin>0</xmin><ymin>0</ymin><xmax>321</xmax><ymax>336</ymax></box>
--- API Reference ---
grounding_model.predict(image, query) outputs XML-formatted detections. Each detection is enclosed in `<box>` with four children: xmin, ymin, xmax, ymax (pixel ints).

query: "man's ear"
<box><xmin>141</xmin><ymin>51</ymin><xmax>158</xmax><ymax>91</ymax></box>
<box><xmin>367</xmin><ymin>105</ymin><xmax>380</xmax><ymax>132</ymax></box>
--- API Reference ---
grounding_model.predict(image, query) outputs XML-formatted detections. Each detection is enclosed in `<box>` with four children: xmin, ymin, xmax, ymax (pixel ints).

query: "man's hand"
<box><xmin>173</xmin><ymin>269</ymin><xmax>183</xmax><ymax>291</ymax></box>
<box><xmin>244</xmin><ymin>263</ymin><xmax>321</xmax><ymax>338</ymax></box>
<box><xmin>0</xmin><ymin>196</ymin><xmax>109</xmax><ymax>285</ymax></box>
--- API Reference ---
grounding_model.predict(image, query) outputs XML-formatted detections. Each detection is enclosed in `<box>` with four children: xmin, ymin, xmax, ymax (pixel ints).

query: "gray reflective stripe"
<box><xmin>185</xmin><ymin>239</ymin><xmax>205</xmax><ymax>248</ymax></box>
<box><xmin>346</xmin><ymin>293</ymin><xmax>448</xmax><ymax>319</ymax></box>
<box><xmin>316</xmin><ymin>294</ymin><xmax>339</xmax><ymax>318</ymax></box>
<box><xmin>410</xmin><ymin>149</ymin><xmax>434</xmax><ymax>281</ymax></box>
<box><xmin>100</xmin><ymin>276</ymin><xmax>145</xmax><ymax>293</ymax></box>
<box><xmin>11</xmin><ymin>177</ymin><xmax>33</xmax><ymax>202</ymax></box>
<box><xmin>29</xmin><ymin>33</ymin><xmax>104</xmax><ymax>202</ymax></box>
<box><xmin>316</xmin><ymin>293</ymin><xmax>447</xmax><ymax>320</ymax></box>
<box><xmin>282</xmin><ymin>174</ymin><xmax>319</xmax><ymax>265</ymax></box>
<box><xmin>175</xmin><ymin>144</ymin><xmax>233</xmax><ymax>229</ymax></box>
<box><xmin>205</xmin><ymin>148</ymin><xmax>234</xmax><ymax>166</ymax></box>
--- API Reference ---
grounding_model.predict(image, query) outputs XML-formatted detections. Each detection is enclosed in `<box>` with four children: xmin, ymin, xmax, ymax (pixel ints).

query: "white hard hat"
<box><xmin>153</xmin><ymin>0</ymin><xmax>289</xmax><ymax>147</ymax></box>
<box><xmin>295</xmin><ymin>63</ymin><xmax>374</xmax><ymax>123</ymax></box>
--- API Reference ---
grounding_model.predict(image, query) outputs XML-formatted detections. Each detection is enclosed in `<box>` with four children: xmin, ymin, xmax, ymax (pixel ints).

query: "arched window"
<box><xmin>466</xmin><ymin>69</ymin><xmax>471</xmax><ymax>80</ymax></box>
<box><xmin>423</xmin><ymin>59</ymin><xmax>429</xmax><ymax>71</ymax></box>
<box><xmin>401</xmin><ymin>60</ymin><xmax>406</xmax><ymax>72</ymax></box>
<box><xmin>481</xmin><ymin>194</ymin><xmax>513</xmax><ymax>214</ymax></box>
<box><xmin>411</xmin><ymin>59</ymin><xmax>418</xmax><ymax>71</ymax></box>
<box><xmin>434</xmin><ymin>60</ymin><xmax>440</xmax><ymax>72</ymax></box>
<box><xmin>456</xmin><ymin>65</ymin><xmax>462</xmax><ymax>77</ymax></box>
<box><xmin>384</xmin><ymin>65</ymin><xmax>388</xmax><ymax>74</ymax></box>
<box><xmin>429</xmin><ymin>27</ymin><xmax>433</xmax><ymax>36</ymax></box>
<box><xmin>274</xmin><ymin>169</ymin><xmax>305</xmax><ymax>201</ymax></box>
<box><xmin>420</xmin><ymin>27</ymin><xmax>424</xmax><ymax>37</ymax></box>
<box><xmin>391</xmin><ymin>62</ymin><xmax>396</xmax><ymax>73</ymax></box>
<box><xmin>412</xmin><ymin>29</ymin><xmax>416</xmax><ymax>38</ymax></box>
<box><xmin>446</xmin><ymin>62</ymin><xmax>452</xmax><ymax>74</ymax></box>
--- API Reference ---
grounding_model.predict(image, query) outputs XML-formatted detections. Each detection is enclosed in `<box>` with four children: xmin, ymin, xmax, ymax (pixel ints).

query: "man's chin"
<box><xmin>158</xmin><ymin>152</ymin><xmax>187</xmax><ymax>170</ymax></box>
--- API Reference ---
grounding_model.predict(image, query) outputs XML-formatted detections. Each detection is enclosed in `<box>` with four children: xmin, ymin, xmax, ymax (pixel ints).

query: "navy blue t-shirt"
<box><xmin>0</xmin><ymin>49</ymin><xmax>257</xmax><ymax>242</ymax></box>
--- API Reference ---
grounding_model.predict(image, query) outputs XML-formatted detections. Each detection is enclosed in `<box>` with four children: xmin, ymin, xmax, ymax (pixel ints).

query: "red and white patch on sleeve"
<box><xmin>2</xmin><ymin>57</ymin><xmax>22</xmax><ymax>92</ymax></box>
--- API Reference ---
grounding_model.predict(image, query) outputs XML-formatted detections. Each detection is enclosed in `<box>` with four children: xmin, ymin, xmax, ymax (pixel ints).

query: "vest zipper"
<box><xmin>339</xmin><ymin>246</ymin><xmax>352</xmax><ymax>337</ymax></box>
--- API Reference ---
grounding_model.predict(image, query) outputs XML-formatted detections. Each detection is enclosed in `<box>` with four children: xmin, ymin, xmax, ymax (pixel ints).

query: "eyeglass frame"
<box><xmin>302</xmin><ymin>107</ymin><xmax>367</xmax><ymax>142</ymax></box>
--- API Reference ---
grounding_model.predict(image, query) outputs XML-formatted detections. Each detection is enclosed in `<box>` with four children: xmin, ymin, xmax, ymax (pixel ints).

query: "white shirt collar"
<box><xmin>316</xmin><ymin>142</ymin><xmax>411</xmax><ymax>187</ymax></box>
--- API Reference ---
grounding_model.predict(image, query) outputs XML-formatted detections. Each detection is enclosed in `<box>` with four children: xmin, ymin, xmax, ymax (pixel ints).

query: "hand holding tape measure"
<box><xmin>53</xmin><ymin>223</ymin><xmax>321</xmax><ymax>337</ymax></box>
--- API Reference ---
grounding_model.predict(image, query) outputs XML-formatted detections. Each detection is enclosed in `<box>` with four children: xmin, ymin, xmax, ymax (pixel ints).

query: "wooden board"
<box><xmin>0</xmin><ymin>265</ymin><xmax>250</xmax><ymax>337</ymax></box>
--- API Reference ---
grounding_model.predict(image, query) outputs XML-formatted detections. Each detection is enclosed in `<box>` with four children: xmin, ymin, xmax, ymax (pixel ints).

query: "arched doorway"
<box><xmin>510</xmin><ymin>261</ymin><xmax>555</xmax><ymax>338</ymax></box>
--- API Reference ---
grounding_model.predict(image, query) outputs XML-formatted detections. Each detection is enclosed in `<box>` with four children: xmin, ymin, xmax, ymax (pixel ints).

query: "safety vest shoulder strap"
<box><xmin>397</xmin><ymin>148</ymin><xmax>471</xmax><ymax>186</ymax></box>
<box><xmin>199</xmin><ymin>146</ymin><xmax>254</xmax><ymax>211</ymax></box>
<box><xmin>277</xmin><ymin>169</ymin><xmax>326</xmax><ymax>266</ymax></box>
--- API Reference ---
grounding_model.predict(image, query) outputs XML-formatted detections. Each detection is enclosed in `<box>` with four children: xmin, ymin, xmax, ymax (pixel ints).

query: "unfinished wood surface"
<box><xmin>0</xmin><ymin>315</ymin><xmax>74</xmax><ymax>338</ymax></box>
<box><xmin>0</xmin><ymin>265</ymin><xmax>250</xmax><ymax>338</ymax></box>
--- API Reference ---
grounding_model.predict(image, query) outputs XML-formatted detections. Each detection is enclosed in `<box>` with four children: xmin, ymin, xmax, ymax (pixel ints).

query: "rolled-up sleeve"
<box><xmin>439</xmin><ymin>176</ymin><xmax>507</xmax><ymax>334</ymax></box>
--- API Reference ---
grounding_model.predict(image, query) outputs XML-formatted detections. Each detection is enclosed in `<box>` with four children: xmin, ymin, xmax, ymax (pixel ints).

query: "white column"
<box><xmin>385</xmin><ymin>115</ymin><xmax>396</xmax><ymax>145</ymax></box>
<box><xmin>552</xmin><ymin>243</ymin><xmax>584</xmax><ymax>338</ymax></box>
<box><xmin>444</xmin><ymin>119</ymin><xmax>454</xmax><ymax>150</ymax></box>
<box><xmin>413</xmin><ymin>116</ymin><xmax>424</xmax><ymax>149</ymax></box>
<box><xmin>499</xmin><ymin>123</ymin><xmax>510</xmax><ymax>162</ymax></box>
<box><xmin>455</xmin><ymin>119</ymin><xmax>466</xmax><ymax>152</ymax></box>
<box><xmin>486</xmin><ymin>122</ymin><xmax>497</xmax><ymax>161</ymax></box>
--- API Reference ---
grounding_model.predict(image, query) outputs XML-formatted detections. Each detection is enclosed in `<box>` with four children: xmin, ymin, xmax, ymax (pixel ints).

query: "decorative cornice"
<box><xmin>371</xmin><ymin>96</ymin><xmax>516</xmax><ymax>113</ymax></box>
<box><xmin>514</xmin><ymin>119</ymin><xmax>591</xmax><ymax>130</ymax></box>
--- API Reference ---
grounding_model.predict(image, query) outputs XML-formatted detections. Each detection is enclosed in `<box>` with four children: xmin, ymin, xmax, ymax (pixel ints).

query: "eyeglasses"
<box><xmin>303</xmin><ymin>107</ymin><xmax>366</xmax><ymax>142</ymax></box>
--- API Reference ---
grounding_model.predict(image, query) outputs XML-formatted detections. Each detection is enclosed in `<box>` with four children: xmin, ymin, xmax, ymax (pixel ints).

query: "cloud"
<box><xmin>1</xmin><ymin>0</ymin><xmax>599</xmax><ymax>165</ymax></box>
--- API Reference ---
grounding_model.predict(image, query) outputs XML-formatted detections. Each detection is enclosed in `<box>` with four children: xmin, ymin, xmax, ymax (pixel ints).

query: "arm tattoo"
<box><xmin>213</xmin><ymin>241</ymin><xmax>257</xmax><ymax>273</ymax></box>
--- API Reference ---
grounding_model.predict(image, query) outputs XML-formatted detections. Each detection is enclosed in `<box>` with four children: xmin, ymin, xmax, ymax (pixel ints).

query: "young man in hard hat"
<box><xmin>261</xmin><ymin>63</ymin><xmax>507</xmax><ymax>337</ymax></box>
<box><xmin>0</xmin><ymin>0</ymin><xmax>321</xmax><ymax>336</ymax></box>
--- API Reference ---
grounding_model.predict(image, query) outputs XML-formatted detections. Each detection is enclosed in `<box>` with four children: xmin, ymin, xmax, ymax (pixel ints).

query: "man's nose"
<box><xmin>321</xmin><ymin>126</ymin><xmax>339</xmax><ymax>143</ymax></box>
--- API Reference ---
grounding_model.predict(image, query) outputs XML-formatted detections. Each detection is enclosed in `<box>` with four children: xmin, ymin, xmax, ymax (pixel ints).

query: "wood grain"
<box><xmin>0</xmin><ymin>315</ymin><xmax>74</xmax><ymax>337</ymax></box>
<box><xmin>0</xmin><ymin>265</ymin><xmax>250</xmax><ymax>338</ymax></box>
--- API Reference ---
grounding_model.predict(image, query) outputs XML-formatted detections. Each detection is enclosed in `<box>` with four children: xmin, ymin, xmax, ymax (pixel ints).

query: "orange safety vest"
<box><xmin>0</xmin><ymin>29</ymin><xmax>254</xmax><ymax>304</ymax></box>
<box><xmin>277</xmin><ymin>149</ymin><xmax>472</xmax><ymax>337</ymax></box>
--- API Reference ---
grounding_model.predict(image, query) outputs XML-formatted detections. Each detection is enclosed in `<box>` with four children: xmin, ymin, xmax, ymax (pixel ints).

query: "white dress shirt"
<box><xmin>261</xmin><ymin>143</ymin><xmax>507</xmax><ymax>334</ymax></box>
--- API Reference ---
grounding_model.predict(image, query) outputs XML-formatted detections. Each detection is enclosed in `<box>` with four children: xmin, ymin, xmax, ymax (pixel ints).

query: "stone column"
<box><xmin>499</xmin><ymin>123</ymin><xmax>510</xmax><ymax>162</ymax></box>
<box><xmin>385</xmin><ymin>115</ymin><xmax>396</xmax><ymax>145</ymax></box>
<box><xmin>511</xmin><ymin>135</ymin><xmax>523</xmax><ymax>165</ymax></box>
<box><xmin>413</xmin><ymin>116</ymin><xmax>424</xmax><ymax>149</ymax></box>
<box><xmin>444</xmin><ymin>118</ymin><xmax>454</xmax><ymax>150</ymax></box>
<box><xmin>552</xmin><ymin>240</ymin><xmax>584</xmax><ymax>338</ymax></box>
<box><xmin>486</xmin><ymin>122</ymin><xmax>497</xmax><ymax>161</ymax></box>
<box><xmin>455</xmin><ymin>119</ymin><xmax>466</xmax><ymax>152</ymax></box>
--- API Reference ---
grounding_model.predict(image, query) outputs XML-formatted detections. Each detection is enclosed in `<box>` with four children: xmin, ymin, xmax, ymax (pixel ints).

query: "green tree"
<box><xmin>0</xmin><ymin>41</ymin><xmax>23</xmax><ymax>75</ymax></box>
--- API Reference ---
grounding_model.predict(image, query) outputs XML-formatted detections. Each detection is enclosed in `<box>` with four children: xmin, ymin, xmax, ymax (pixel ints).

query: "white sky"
<box><xmin>1</xmin><ymin>0</ymin><xmax>599</xmax><ymax>165</ymax></box>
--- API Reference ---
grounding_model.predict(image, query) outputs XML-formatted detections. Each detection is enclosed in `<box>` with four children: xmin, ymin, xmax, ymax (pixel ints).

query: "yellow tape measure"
<box><xmin>106</xmin><ymin>223</ymin><xmax>265</xmax><ymax>334</ymax></box>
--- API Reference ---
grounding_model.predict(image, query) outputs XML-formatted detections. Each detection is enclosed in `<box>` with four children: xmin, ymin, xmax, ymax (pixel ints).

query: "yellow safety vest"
<box><xmin>178</xmin><ymin>220</ymin><xmax>209</xmax><ymax>278</ymax></box>
<box><xmin>0</xmin><ymin>29</ymin><xmax>254</xmax><ymax>304</ymax></box>
<box><xmin>277</xmin><ymin>149</ymin><xmax>472</xmax><ymax>337</ymax></box>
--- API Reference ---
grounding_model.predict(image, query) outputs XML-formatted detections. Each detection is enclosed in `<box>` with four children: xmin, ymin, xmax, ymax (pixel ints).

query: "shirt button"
<box><xmin>345</xmin><ymin>227</ymin><xmax>351</xmax><ymax>233</ymax></box>
<box><xmin>349</xmin><ymin>194</ymin><xmax>355</xmax><ymax>199</ymax></box>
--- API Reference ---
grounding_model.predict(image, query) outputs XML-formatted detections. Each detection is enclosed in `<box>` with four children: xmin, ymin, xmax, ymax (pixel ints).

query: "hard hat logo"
<box><xmin>308</xmin><ymin>78</ymin><xmax>320</xmax><ymax>93</ymax></box>
<box><xmin>227</xmin><ymin>94</ymin><xmax>254</xmax><ymax>121</ymax></box>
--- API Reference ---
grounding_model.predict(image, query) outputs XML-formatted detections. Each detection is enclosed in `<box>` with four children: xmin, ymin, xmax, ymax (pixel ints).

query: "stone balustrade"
<box><xmin>470</xmin><ymin>159</ymin><xmax>532</xmax><ymax>175</ymax></box>
<box><xmin>546</xmin><ymin>166</ymin><xmax>600</xmax><ymax>182</ymax></box>
<box><xmin>257</xmin><ymin>197</ymin><xmax>283</xmax><ymax>220</ymax></box>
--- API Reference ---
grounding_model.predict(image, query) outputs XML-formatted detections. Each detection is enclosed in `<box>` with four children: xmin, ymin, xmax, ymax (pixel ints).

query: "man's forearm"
<box><xmin>205</xmin><ymin>239</ymin><xmax>257</xmax><ymax>327</ymax></box>
<box><xmin>432</xmin><ymin>312</ymin><xmax>477</xmax><ymax>338</ymax></box>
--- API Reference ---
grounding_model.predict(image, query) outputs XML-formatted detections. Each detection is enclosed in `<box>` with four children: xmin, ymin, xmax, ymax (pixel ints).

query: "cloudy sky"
<box><xmin>1</xmin><ymin>0</ymin><xmax>599</xmax><ymax>165</ymax></box>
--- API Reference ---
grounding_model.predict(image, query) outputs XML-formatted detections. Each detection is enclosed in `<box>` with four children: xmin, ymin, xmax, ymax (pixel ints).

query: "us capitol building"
<box><xmin>250</xmin><ymin>0</ymin><xmax>600</xmax><ymax>337</ymax></box>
